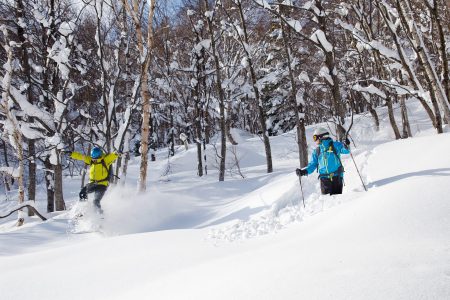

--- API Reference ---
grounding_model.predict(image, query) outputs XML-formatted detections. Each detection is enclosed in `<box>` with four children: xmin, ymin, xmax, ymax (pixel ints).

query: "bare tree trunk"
<box><xmin>226</xmin><ymin>101</ymin><xmax>238</xmax><ymax>146</ymax></box>
<box><xmin>279</xmin><ymin>3</ymin><xmax>308</xmax><ymax>167</ymax></box>
<box><xmin>15</xmin><ymin>0</ymin><xmax>36</xmax><ymax>216</ymax></box>
<box><xmin>81</xmin><ymin>143</ymin><xmax>91</xmax><ymax>188</ymax></box>
<box><xmin>428</xmin><ymin>84</ymin><xmax>444</xmax><ymax>133</ymax></box>
<box><xmin>201</xmin><ymin>67</ymin><xmax>209</xmax><ymax>177</ymax></box>
<box><xmin>2</xmin><ymin>140</ymin><xmax>12</xmax><ymax>191</ymax></box>
<box><xmin>15</xmin><ymin>131</ymin><xmax>25</xmax><ymax>225</ymax></box>
<box><xmin>27</xmin><ymin>141</ymin><xmax>36</xmax><ymax>216</ymax></box>
<box><xmin>169</xmin><ymin>98</ymin><xmax>175</xmax><ymax>156</ymax></box>
<box><xmin>426</xmin><ymin>0</ymin><xmax>450</xmax><ymax>105</ymax></box>
<box><xmin>44</xmin><ymin>157</ymin><xmax>55</xmax><ymax>213</ymax></box>
<box><xmin>369</xmin><ymin>105</ymin><xmax>380</xmax><ymax>132</ymax></box>
<box><xmin>121</xmin><ymin>152</ymin><xmax>130</xmax><ymax>185</ymax></box>
<box><xmin>315</xmin><ymin>0</ymin><xmax>346</xmax><ymax>139</ymax></box>
<box><xmin>235</xmin><ymin>1</ymin><xmax>273</xmax><ymax>173</ymax></box>
<box><xmin>150</xmin><ymin>115</ymin><xmax>156</xmax><ymax>162</ymax></box>
<box><xmin>54</xmin><ymin>151</ymin><xmax>65</xmax><ymax>211</ymax></box>
<box><xmin>387</xmin><ymin>95</ymin><xmax>401</xmax><ymax>139</ymax></box>
<box><xmin>121</xmin><ymin>0</ymin><xmax>156</xmax><ymax>192</ymax></box>
<box><xmin>222</xmin><ymin>45</ymin><xmax>238</xmax><ymax>147</ymax></box>
<box><xmin>400</xmin><ymin>97</ymin><xmax>412</xmax><ymax>138</ymax></box>
<box><xmin>375</xmin><ymin>1</ymin><xmax>439</xmax><ymax>132</ymax></box>
<box><xmin>1</xmin><ymin>38</ymin><xmax>26</xmax><ymax>225</ymax></box>
<box><xmin>398</xmin><ymin>73</ymin><xmax>412</xmax><ymax>138</ymax></box>
<box><xmin>193</xmin><ymin>85</ymin><xmax>204</xmax><ymax>177</ymax></box>
<box><xmin>114</xmin><ymin>156</ymin><xmax>122</xmax><ymax>185</ymax></box>
<box><xmin>191</xmin><ymin>51</ymin><xmax>203</xmax><ymax>177</ymax></box>
<box><xmin>196</xmin><ymin>138</ymin><xmax>203</xmax><ymax>177</ymax></box>
<box><xmin>396</xmin><ymin>0</ymin><xmax>450</xmax><ymax>125</ymax></box>
<box><xmin>139</xmin><ymin>67</ymin><xmax>151</xmax><ymax>191</ymax></box>
<box><xmin>94</xmin><ymin>0</ymin><xmax>113</xmax><ymax>152</ymax></box>
<box><xmin>204</xmin><ymin>0</ymin><xmax>227</xmax><ymax>181</ymax></box>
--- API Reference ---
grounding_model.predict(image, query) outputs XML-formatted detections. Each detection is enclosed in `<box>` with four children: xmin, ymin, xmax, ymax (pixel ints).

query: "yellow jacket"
<box><xmin>70</xmin><ymin>152</ymin><xmax>119</xmax><ymax>186</ymax></box>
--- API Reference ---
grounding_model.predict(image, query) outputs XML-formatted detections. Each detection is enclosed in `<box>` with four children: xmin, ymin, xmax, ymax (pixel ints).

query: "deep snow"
<box><xmin>1</xmin><ymin>100</ymin><xmax>450</xmax><ymax>300</ymax></box>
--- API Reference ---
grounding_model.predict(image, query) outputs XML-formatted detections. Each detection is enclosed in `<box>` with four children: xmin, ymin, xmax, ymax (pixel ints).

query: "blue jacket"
<box><xmin>305</xmin><ymin>138</ymin><xmax>350</xmax><ymax>178</ymax></box>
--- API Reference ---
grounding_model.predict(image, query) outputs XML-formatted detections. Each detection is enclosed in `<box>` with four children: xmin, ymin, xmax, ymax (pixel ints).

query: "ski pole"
<box><xmin>350</xmin><ymin>152</ymin><xmax>367</xmax><ymax>192</ymax></box>
<box><xmin>298</xmin><ymin>176</ymin><xmax>305</xmax><ymax>208</ymax></box>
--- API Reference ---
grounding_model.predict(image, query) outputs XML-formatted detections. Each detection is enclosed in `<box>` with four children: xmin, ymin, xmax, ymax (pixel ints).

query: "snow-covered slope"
<box><xmin>1</xmin><ymin>100</ymin><xmax>449</xmax><ymax>300</ymax></box>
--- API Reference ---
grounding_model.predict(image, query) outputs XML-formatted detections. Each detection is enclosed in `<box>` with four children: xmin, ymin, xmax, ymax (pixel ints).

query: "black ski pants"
<box><xmin>320</xmin><ymin>176</ymin><xmax>343</xmax><ymax>195</ymax></box>
<box><xmin>79</xmin><ymin>183</ymin><xmax>108</xmax><ymax>209</ymax></box>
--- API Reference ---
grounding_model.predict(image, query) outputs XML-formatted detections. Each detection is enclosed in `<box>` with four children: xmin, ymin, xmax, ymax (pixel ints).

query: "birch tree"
<box><xmin>121</xmin><ymin>0</ymin><xmax>157</xmax><ymax>192</ymax></box>
<box><xmin>1</xmin><ymin>26</ymin><xmax>26</xmax><ymax>225</ymax></box>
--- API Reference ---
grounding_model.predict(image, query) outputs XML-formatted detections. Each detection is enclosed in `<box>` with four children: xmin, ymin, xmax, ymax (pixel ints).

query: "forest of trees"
<box><xmin>0</xmin><ymin>0</ymin><xmax>449</xmax><ymax>221</ymax></box>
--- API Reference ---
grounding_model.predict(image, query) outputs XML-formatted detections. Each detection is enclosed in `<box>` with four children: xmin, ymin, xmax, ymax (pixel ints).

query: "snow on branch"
<box><xmin>254</xmin><ymin>0</ymin><xmax>272</xmax><ymax>9</ymax></box>
<box><xmin>19</xmin><ymin>122</ymin><xmax>45</xmax><ymax>140</ymax></box>
<box><xmin>368</xmin><ymin>41</ymin><xmax>400</xmax><ymax>62</ymax></box>
<box><xmin>352</xmin><ymin>84</ymin><xmax>387</xmax><ymax>99</ymax></box>
<box><xmin>58</xmin><ymin>21</ymin><xmax>75</xmax><ymax>36</ymax></box>
<box><xmin>368</xmin><ymin>78</ymin><xmax>430</xmax><ymax>101</ymax></box>
<box><xmin>48</xmin><ymin>37</ymin><xmax>72</xmax><ymax>80</ymax></box>
<box><xmin>310</xmin><ymin>29</ymin><xmax>333</xmax><ymax>52</ymax></box>
<box><xmin>337</xmin><ymin>20</ymin><xmax>401</xmax><ymax>62</ymax></box>
<box><xmin>286</xmin><ymin>19</ymin><xmax>302</xmax><ymax>33</ymax></box>
<box><xmin>194</xmin><ymin>39</ymin><xmax>211</xmax><ymax>54</ymax></box>
<box><xmin>319</xmin><ymin>66</ymin><xmax>333</xmax><ymax>85</ymax></box>
<box><xmin>6</xmin><ymin>82</ymin><xmax>55</xmax><ymax>131</ymax></box>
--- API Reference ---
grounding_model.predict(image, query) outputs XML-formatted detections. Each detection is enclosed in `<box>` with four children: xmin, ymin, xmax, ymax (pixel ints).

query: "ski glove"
<box><xmin>344</xmin><ymin>138</ymin><xmax>351</xmax><ymax>147</ymax></box>
<box><xmin>79</xmin><ymin>191</ymin><xmax>87</xmax><ymax>201</ymax></box>
<box><xmin>296</xmin><ymin>168</ymin><xmax>308</xmax><ymax>176</ymax></box>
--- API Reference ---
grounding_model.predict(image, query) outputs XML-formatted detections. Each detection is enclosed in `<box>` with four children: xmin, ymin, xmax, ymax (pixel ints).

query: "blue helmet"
<box><xmin>90</xmin><ymin>147</ymin><xmax>103</xmax><ymax>159</ymax></box>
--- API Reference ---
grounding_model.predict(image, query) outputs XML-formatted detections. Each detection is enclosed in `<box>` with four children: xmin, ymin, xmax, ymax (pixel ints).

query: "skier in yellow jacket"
<box><xmin>70</xmin><ymin>147</ymin><xmax>119</xmax><ymax>212</ymax></box>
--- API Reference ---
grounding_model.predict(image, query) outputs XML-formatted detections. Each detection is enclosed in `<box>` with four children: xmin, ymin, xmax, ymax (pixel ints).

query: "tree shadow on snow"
<box><xmin>369</xmin><ymin>168</ymin><xmax>450</xmax><ymax>188</ymax></box>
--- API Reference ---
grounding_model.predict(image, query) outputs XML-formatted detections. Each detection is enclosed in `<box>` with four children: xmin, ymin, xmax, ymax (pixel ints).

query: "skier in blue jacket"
<box><xmin>296</xmin><ymin>127</ymin><xmax>350</xmax><ymax>195</ymax></box>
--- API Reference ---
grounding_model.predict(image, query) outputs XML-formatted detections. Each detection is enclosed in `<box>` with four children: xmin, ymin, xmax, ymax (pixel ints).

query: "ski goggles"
<box><xmin>313</xmin><ymin>133</ymin><xmax>328</xmax><ymax>141</ymax></box>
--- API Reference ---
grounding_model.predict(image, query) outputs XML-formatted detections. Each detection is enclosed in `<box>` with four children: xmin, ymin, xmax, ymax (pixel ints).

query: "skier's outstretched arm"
<box><xmin>70</xmin><ymin>152</ymin><xmax>91</xmax><ymax>164</ymax></box>
<box><xmin>104</xmin><ymin>152</ymin><xmax>119</xmax><ymax>165</ymax></box>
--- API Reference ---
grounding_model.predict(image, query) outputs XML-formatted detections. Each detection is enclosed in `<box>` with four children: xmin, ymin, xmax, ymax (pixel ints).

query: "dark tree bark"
<box><xmin>314</xmin><ymin>0</ymin><xmax>346</xmax><ymax>139</ymax></box>
<box><xmin>279</xmin><ymin>2</ymin><xmax>308</xmax><ymax>167</ymax></box>
<box><xmin>15</xmin><ymin>0</ymin><xmax>36</xmax><ymax>216</ymax></box>
<box><xmin>400</xmin><ymin>97</ymin><xmax>412</xmax><ymax>138</ymax></box>
<box><xmin>368</xmin><ymin>105</ymin><xmax>380</xmax><ymax>132</ymax></box>
<box><xmin>204</xmin><ymin>0</ymin><xmax>227</xmax><ymax>181</ymax></box>
<box><xmin>0</xmin><ymin>205</ymin><xmax>47</xmax><ymax>221</ymax></box>
<box><xmin>54</xmin><ymin>151</ymin><xmax>65</xmax><ymax>211</ymax></box>
<box><xmin>425</xmin><ymin>0</ymin><xmax>450</xmax><ymax>106</ymax></box>
<box><xmin>234</xmin><ymin>1</ymin><xmax>273</xmax><ymax>173</ymax></box>
<box><xmin>2</xmin><ymin>140</ymin><xmax>12</xmax><ymax>191</ymax></box>
<box><xmin>395</xmin><ymin>0</ymin><xmax>450</xmax><ymax>125</ymax></box>
<box><xmin>386</xmin><ymin>95</ymin><xmax>401</xmax><ymax>139</ymax></box>
<box><xmin>169</xmin><ymin>98</ymin><xmax>175</xmax><ymax>157</ymax></box>
<box><xmin>27</xmin><ymin>141</ymin><xmax>36</xmax><ymax>216</ymax></box>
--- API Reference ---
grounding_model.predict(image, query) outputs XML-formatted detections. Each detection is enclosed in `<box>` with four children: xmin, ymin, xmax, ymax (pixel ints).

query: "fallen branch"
<box><xmin>0</xmin><ymin>205</ymin><xmax>47</xmax><ymax>221</ymax></box>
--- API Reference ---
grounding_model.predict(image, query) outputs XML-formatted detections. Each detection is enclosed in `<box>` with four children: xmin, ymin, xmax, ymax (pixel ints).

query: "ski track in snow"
<box><xmin>1</xmin><ymin>100</ymin><xmax>450</xmax><ymax>300</ymax></box>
